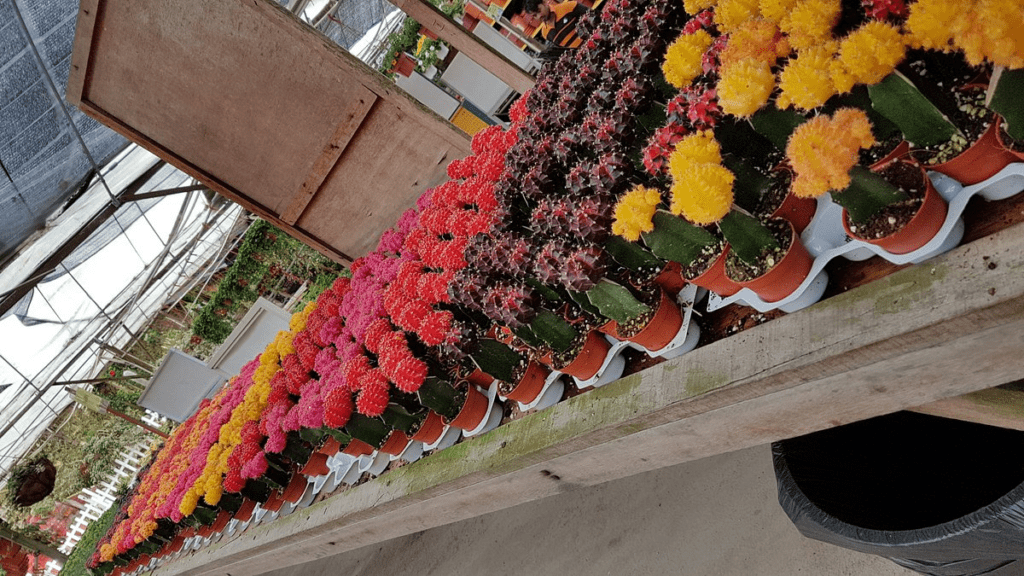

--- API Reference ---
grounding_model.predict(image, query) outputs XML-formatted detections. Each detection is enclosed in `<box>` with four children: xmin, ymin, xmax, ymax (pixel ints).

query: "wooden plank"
<box><xmin>390</xmin><ymin>0</ymin><xmax>536</xmax><ymax>94</ymax></box>
<box><xmin>65</xmin><ymin>0</ymin><xmax>100</xmax><ymax>108</ymax></box>
<box><xmin>160</xmin><ymin>223</ymin><xmax>1024</xmax><ymax>576</ymax></box>
<box><xmin>67</xmin><ymin>0</ymin><xmax>470</xmax><ymax>265</ymax></box>
<box><xmin>279</xmin><ymin>94</ymin><xmax>378</xmax><ymax>225</ymax></box>
<box><xmin>910</xmin><ymin>381</ymin><xmax>1024</xmax><ymax>431</ymax></box>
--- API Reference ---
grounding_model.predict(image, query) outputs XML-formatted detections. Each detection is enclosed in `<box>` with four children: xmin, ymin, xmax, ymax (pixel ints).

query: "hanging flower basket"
<box><xmin>6</xmin><ymin>456</ymin><xmax>57</xmax><ymax>507</ymax></box>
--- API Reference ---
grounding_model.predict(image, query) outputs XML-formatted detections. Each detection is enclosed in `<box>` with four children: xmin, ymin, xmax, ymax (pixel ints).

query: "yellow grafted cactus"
<box><xmin>289</xmin><ymin>302</ymin><xmax>316</xmax><ymax>332</ymax></box>
<box><xmin>952</xmin><ymin>0</ymin><xmax>1024</xmax><ymax>68</ymax></box>
<box><xmin>663</xmin><ymin>30</ymin><xmax>714</xmax><ymax>89</ymax></box>
<box><xmin>905</xmin><ymin>0</ymin><xmax>958</xmax><ymax>52</ymax></box>
<box><xmin>759</xmin><ymin>0</ymin><xmax>798</xmax><ymax>23</ymax></box>
<box><xmin>684</xmin><ymin>0</ymin><xmax>718</xmax><ymax>15</ymax></box>
<box><xmin>668</xmin><ymin>131</ymin><xmax>734</xmax><ymax>225</ymax></box>
<box><xmin>613</xmin><ymin>186</ymin><xmax>662</xmax><ymax>241</ymax></box>
<box><xmin>179</xmin><ymin>487</ymin><xmax>200</xmax><ymax>517</ymax></box>
<box><xmin>777</xmin><ymin>44</ymin><xmax>838</xmax><ymax>110</ymax></box>
<box><xmin>669</xmin><ymin>130</ymin><xmax>722</xmax><ymax>169</ymax></box>
<box><xmin>714</xmin><ymin>0</ymin><xmax>761</xmax><ymax>32</ymax></box>
<box><xmin>831</xmin><ymin>21</ymin><xmax>906</xmax><ymax>94</ymax></box>
<box><xmin>719</xmin><ymin>19</ymin><xmax>791</xmax><ymax>69</ymax></box>
<box><xmin>786</xmin><ymin>108</ymin><xmax>875</xmax><ymax>199</ymax></box>
<box><xmin>780</xmin><ymin>0</ymin><xmax>840</xmax><ymax>50</ymax></box>
<box><xmin>670</xmin><ymin>163</ymin><xmax>735</xmax><ymax>225</ymax></box>
<box><xmin>717</xmin><ymin>58</ymin><xmax>775</xmax><ymax>117</ymax></box>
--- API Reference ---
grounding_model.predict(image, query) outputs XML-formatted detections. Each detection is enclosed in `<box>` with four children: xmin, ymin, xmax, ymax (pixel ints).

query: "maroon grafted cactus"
<box><xmin>534</xmin><ymin>240</ymin><xmax>607</xmax><ymax>292</ymax></box>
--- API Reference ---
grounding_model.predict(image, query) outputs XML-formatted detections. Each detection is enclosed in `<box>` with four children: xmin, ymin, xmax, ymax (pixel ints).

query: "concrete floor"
<box><xmin>258</xmin><ymin>444</ymin><xmax>917</xmax><ymax>576</ymax></box>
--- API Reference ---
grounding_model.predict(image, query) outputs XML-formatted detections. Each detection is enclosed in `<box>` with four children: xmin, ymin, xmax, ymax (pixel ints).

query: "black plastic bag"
<box><xmin>773</xmin><ymin>411</ymin><xmax>1024</xmax><ymax>576</ymax></box>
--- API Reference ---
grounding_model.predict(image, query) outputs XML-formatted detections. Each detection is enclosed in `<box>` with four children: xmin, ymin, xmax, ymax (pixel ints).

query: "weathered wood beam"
<box><xmin>161</xmin><ymin>222</ymin><xmax>1024</xmax><ymax>576</ymax></box>
<box><xmin>390</xmin><ymin>0</ymin><xmax>536</xmax><ymax>93</ymax></box>
<box><xmin>910</xmin><ymin>381</ymin><xmax>1024</xmax><ymax>431</ymax></box>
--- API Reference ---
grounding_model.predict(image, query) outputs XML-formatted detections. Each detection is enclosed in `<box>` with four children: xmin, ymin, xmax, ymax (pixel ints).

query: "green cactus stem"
<box><xmin>751</xmin><ymin>105</ymin><xmax>808</xmax><ymax>151</ymax></box>
<box><xmin>641</xmin><ymin>210</ymin><xmax>721</xmax><ymax>266</ymax></box>
<box><xmin>471</xmin><ymin>338</ymin><xmax>524</xmax><ymax>384</ymax></box>
<box><xmin>585</xmin><ymin>280</ymin><xmax>652</xmax><ymax>325</ymax></box>
<box><xmin>416</xmin><ymin>377</ymin><xmax>464</xmax><ymax>421</ymax></box>
<box><xmin>831</xmin><ymin>166</ymin><xmax>910</xmax><ymax>225</ymax></box>
<box><xmin>988</xmin><ymin>66</ymin><xmax>1024</xmax><ymax>141</ymax></box>
<box><xmin>381</xmin><ymin>403</ymin><xmax>426</xmax><ymax>435</ymax></box>
<box><xmin>343</xmin><ymin>413</ymin><xmax>392</xmax><ymax>449</ymax></box>
<box><xmin>868</xmin><ymin>71</ymin><xmax>959</xmax><ymax>148</ymax></box>
<box><xmin>527</xmin><ymin>309</ymin><xmax>578</xmax><ymax>353</ymax></box>
<box><xmin>604</xmin><ymin>235</ymin><xmax>664</xmax><ymax>273</ymax></box>
<box><xmin>718</xmin><ymin>210</ymin><xmax>779</xmax><ymax>265</ymax></box>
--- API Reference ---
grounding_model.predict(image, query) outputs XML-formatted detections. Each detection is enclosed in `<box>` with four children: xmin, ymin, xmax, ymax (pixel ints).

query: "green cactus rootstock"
<box><xmin>717</xmin><ymin>211</ymin><xmax>778</xmax><ymax>265</ymax></box>
<box><xmin>868</xmin><ymin>71</ymin><xmax>958</xmax><ymax>148</ymax></box>
<box><xmin>641</xmin><ymin>210</ymin><xmax>721</xmax><ymax>266</ymax></box>
<box><xmin>989</xmin><ymin>67</ymin><xmax>1024</xmax><ymax>141</ymax></box>
<box><xmin>831</xmin><ymin>166</ymin><xmax>910</xmax><ymax>225</ymax></box>
<box><xmin>585</xmin><ymin>280</ymin><xmax>652</xmax><ymax>325</ymax></box>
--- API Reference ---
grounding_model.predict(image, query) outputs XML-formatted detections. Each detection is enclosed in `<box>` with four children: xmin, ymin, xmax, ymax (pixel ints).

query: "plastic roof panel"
<box><xmin>0</xmin><ymin>0</ymin><xmax>127</xmax><ymax>262</ymax></box>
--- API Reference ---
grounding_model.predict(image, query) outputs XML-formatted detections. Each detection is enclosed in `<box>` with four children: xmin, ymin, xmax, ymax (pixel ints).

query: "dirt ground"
<box><xmin>257</xmin><ymin>444</ymin><xmax>916</xmax><ymax>576</ymax></box>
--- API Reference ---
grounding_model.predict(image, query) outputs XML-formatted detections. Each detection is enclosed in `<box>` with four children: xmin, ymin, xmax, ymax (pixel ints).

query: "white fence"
<box><xmin>43</xmin><ymin>411</ymin><xmax>164</xmax><ymax>575</ymax></box>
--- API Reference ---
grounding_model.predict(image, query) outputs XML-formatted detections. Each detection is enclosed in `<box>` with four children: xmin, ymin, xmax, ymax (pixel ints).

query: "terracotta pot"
<box><xmin>281</xmin><ymin>473</ymin><xmax>308</xmax><ymax>504</ymax></box>
<box><xmin>262</xmin><ymin>490</ymin><xmax>285</xmax><ymax>512</ymax></box>
<box><xmin>167</xmin><ymin>534</ymin><xmax>186</xmax><ymax>553</ymax></box>
<box><xmin>926</xmin><ymin>116</ymin><xmax>1020</xmax><ymax>185</ymax></box>
<box><xmin>503</xmin><ymin>361</ymin><xmax>551</xmax><ymax>403</ymax></box>
<box><xmin>342</xmin><ymin>438</ymin><xmax>376</xmax><ymax>457</ymax></box>
<box><xmin>211</xmin><ymin>509</ymin><xmax>232</xmax><ymax>532</ymax></box>
<box><xmin>606</xmin><ymin>290</ymin><xmax>683</xmax><ymax>352</ymax></box>
<box><xmin>233</xmin><ymin>498</ymin><xmax>258</xmax><ymax>523</ymax></box>
<box><xmin>411</xmin><ymin>410</ymin><xmax>446</xmax><ymax>444</ymax></box>
<box><xmin>318</xmin><ymin>436</ymin><xmax>343</xmax><ymax>457</ymax></box>
<box><xmin>654</xmin><ymin>261</ymin><xmax>686</xmax><ymax>296</ymax></box>
<box><xmin>390</xmin><ymin>53</ymin><xmax>416</xmax><ymax>77</ymax></box>
<box><xmin>843</xmin><ymin>162</ymin><xmax>947</xmax><ymax>255</ymax></box>
<box><xmin>731</xmin><ymin>220</ymin><xmax>813</xmax><ymax>303</ymax></box>
<box><xmin>419</xmin><ymin>25</ymin><xmax>439</xmax><ymax>40</ymax></box>
<box><xmin>994</xmin><ymin>117</ymin><xmax>1024</xmax><ymax>163</ymax></box>
<box><xmin>378</xmin><ymin>430</ymin><xmax>411</xmax><ymax>456</ymax></box>
<box><xmin>770</xmin><ymin>188</ymin><xmax>817</xmax><ymax>234</ymax></box>
<box><xmin>688</xmin><ymin>246</ymin><xmax>742</xmax><ymax>297</ymax></box>
<box><xmin>447</xmin><ymin>384</ymin><xmax>489</xmax><ymax>431</ymax></box>
<box><xmin>300</xmin><ymin>452</ymin><xmax>331</xmax><ymax>477</ymax></box>
<box><xmin>197</xmin><ymin>524</ymin><xmax>214</xmax><ymax>538</ymax></box>
<box><xmin>466</xmin><ymin>368</ymin><xmax>496</xmax><ymax>387</ymax></box>
<box><xmin>548</xmin><ymin>330</ymin><xmax>611</xmax><ymax>380</ymax></box>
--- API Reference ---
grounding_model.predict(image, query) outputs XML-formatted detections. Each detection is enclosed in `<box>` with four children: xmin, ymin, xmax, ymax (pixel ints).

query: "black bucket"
<box><xmin>773</xmin><ymin>411</ymin><xmax>1024</xmax><ymax>576</ymax></box>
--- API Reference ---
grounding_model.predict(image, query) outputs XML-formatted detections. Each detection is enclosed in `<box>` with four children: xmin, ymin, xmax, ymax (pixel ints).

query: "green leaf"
<box><xmin>990</xmin><ymin>67</ymin><xmax>1024</xmax><ymax>141</ymax></box>
<box><xmin>718</xmin><ymin>211</ymin><xmax>778</xmax><ymax>265</ymax></box>
<box><xmin>641</xmin><ymin>211</ymin><xmax>720</xmax><ymax>265</ymax></box>
<box><xmin>868</xmin><ymin>71</ymin><xmax>958</xmax><ymax>147</ymax></box>
<box><xmin>604</xmin><ymin>235</ymin><xmax>663</xmax><ymax>272</ymax></box>
<box><xmin>832</xmin><ymin>166</ymin><xmax>909</xmax><ymax>225</ymax></box>
<box><xmin>586</xmin><ymin>280</ymin><xmax>652</xmax><ymax>324</ymax></box>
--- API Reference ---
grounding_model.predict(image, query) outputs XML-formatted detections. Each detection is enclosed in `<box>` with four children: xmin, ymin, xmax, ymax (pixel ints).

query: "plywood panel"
<box><xmin>298</xmin><ymin>102</ymin><xmax>461</xmax><ymax>257</ymax></box>
<box><xmin>68</xmin><ymin>0</ymin><xmax>471</xmax><ymax>262</ymax></box>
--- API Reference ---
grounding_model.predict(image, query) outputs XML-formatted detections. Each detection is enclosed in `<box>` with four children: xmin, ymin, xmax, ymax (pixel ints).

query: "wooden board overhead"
<box><xmin>67</xmin><ymin>0</ymin><xmax>472</xmax><ymax>263</ymax></box>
